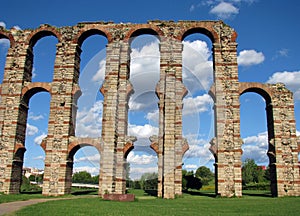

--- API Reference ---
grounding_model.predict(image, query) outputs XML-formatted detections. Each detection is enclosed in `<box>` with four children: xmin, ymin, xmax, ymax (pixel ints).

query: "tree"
<box><xmin>242</xmin><ymin>158</ymin><xmax>266</xmax><ymax>185</ymax></box>
<box><xmin>140</xmin><ymin>172</ymin><xmax>158</xmax><ymax>190</ymax></box>
<box><xmin>195</xmin><ymin>166</ymin><xmax>214</xmax><ymax>186</ymax></box>
<box><xmin>72</xmin><ymin>171</ymin><xmax>93</xmax><ymax>184</ymax></box>
<box><xmin>182</xmin><ymin>169</ymin><xmax>202</xmax><ymax>191</ymax></box>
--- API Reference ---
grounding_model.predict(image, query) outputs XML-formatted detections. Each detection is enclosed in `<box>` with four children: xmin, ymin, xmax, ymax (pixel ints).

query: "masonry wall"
<box><xmin>0</xmin><ymin>20</ymin><xmax>299</xmax><ymax>198</ymax></box>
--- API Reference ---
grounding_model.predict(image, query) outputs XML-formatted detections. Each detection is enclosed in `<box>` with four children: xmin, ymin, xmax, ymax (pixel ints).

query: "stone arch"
<box><xmin>75</xmin><ymin>28</ymin><xmax>110</xmax><ymax>47</ymax></box>
<box><xmin>126</xmin><ymin>25</ymin><xmax>163</xmax><ymax>43</ymax></box>
<box><xmin>181</xmin><ymin>26</ymin><xmax>216</xmax><ymax>44</ymax></box>
<box><xmin>21</xmin><ymin>83</ymin><xmax>52</xmax><ymax>105</ymax></box>
<box><xmin>239</xmin><ymin>82</ymin><xmax>273</xmax><ymax>104</ymax></box>
<box><xmin>24</xmin><ymin>27</ymin><xmax>60</xmax><ymax>83</ymax></box>
<box><xmin>68</xmin><ymin>137</ymin><xmax>102</xmax><ymax>158</ymax></box>
<box><xmin>26</xmin><ymin>26</ymin><xmax>62</xmax><ymax>47</ymax></box>
<box><xmin>0</xmin><ymin>31</ymin><xmax>15</xmax><ymax>47</ymax></box>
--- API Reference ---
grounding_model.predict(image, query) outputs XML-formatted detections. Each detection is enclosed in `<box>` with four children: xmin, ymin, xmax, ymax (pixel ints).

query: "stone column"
<box><xmin>42</xmin><ymin>28</ymin><xmax>81</xmax><ymax>196</ymax></box>
<box><xmin>99</xmin><ymin>40</ymin><xmax>121</xmax><ymax>196</ymax></box>
<box><xmin>0</xmin><ymin>33</ymin><xmax>31</xmax><ymax>194</ymax></box>
<box><xmin>156</xmin><ymin>36</ymin><xmax>186</xmax><ymax>198</ymax></box>
<box><xmin>114</xmin><ymin>40</ymin><xmax>133</xmax><ymax>194</ymax></box>
<box><xmin>212</xmin><ymin>22</ymin><xmax>242</xmax><ymax>197</ymax></box>
<box><xmin>270</xmin><ymin>83</ymin><xmax>300</xmax><ymax>197</ymax></box>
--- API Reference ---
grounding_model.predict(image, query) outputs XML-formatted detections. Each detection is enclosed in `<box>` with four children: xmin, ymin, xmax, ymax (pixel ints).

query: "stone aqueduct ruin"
<box><xmin>0</xmin><ymin>20</ymin><xmax>299</xmax><ymax>199</ymax></box>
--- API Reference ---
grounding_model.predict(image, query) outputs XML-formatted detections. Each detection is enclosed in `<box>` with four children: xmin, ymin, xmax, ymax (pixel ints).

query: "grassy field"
<box><xmin>2</xmin><ymin>189</ymin><xmax>299</xmax><ymax>216</ymax></box>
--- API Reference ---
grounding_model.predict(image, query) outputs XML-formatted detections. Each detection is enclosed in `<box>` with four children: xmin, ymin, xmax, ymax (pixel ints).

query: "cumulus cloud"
<box><xmin>26</xmin><ymin>124</ymin><xmax>39</xmax><ymax>136</ymax></box>
<box><xmin>183</xmin><ymin>94</ymin><xmax>214</xmax><ymax>116</ymax></box>
<box><xmin>76</xmin><ymin>100</ymin><xmax>103</xmax><ymax>138</ymax></box>
<box><xmin>267</xmin><ymin>71</ymin><xmax>300</xmax><ymax>100</ymax></box>
<box><xmin>242</xmin><ymin>131</ymin><xmax>269</xmax><ymax>164</ymax></box>
<box><xmin>183</xmin><ymin>40</ymin><xmax>213</xmax><ymax>93</ymax></box>
<box><xmin>34</xmin><ymin>133</ymin><xmax>47</xmax><ymax>145</ymax></box>
<box><xmin>92</xmin><ymin>59</ymin><xmax>105</xmax><ymax>83</ymax></box>
<box><xmin>0</xmin><ymin>21</ymin><xmax>6</xmax><ymax>29</ymax></box>
<box><xmin>183</xmin><ymin>133</ymin><xmax>214</xmax><ymax>166</ymax></box>
<box><xmin>210</xmin><ymin>2</ymin><xmax>239</xmax><ymax>19</ymax></box>
<box><xmin>237</xmin><ymin>50</ymin><xmax>265</xmax><ymax>66</ymax></box>
<box><xmin>128</xmin><ymin>41</ymin><xmax>160</xmax><ymax>112</ymax></box>
<box><xmin>127</xmin><ymin>152</ymin><xmax>157</xmax><ymax>165</ymax></box>
<box><xmin>128</xmin><ymin>124</ymin><xmax>158</xmax><ymax>140</ymax></box>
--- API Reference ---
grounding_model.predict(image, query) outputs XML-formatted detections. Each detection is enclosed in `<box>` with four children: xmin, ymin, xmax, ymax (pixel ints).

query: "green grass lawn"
<box><xmin>3</xmin><ymin>190</ymin><xmax>299</xmax><ymax>216</ymax></box>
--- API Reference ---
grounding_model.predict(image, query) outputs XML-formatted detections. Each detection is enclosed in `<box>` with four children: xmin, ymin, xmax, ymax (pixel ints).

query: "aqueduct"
<box><xmin>0</xmin><ymin>20</ymin><xmax>299</xmax><ymax>198</ymax></box>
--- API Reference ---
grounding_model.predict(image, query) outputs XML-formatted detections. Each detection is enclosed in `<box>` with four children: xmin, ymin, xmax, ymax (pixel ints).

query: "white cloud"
<box><xmin>0</xmin><ymin>38</ymin><xmax>10</xmax><ymax>51</ymax></box>
<box><xmin>92</xmin><ymin>59</ymin><xmax>105</xmax><ymax>83</ymax></box>
<box><xmin>128</xmin><ymin>41</ymin><xmax>160</xmax><ymax>112</ymax></box>
<box><xmin>0</xmin><ymin>21</ymin><xmax>6</xmax><ymax>29</ymax></box>
<box><xmin>74</xmin><ymin>154</ymin><xmax>100</xmax><ymax>163</ymax></box>
<box><xmin>267</xmin><ymin>71</ymin><xmax>300</xmax><ymax>100</ymax></box>
<box><xmin>34</xmin><ymin>133</ymin><xmax>47</xmax><ymax>145</ymax></box>
<box><xmin>73</xmin><ymin>166</ymin><xmax>100</xmax><ymax>176</ymax></box>
<box><xmin>12</xmin><ymin>25</ymin><xmax>21</xmax><ymax>30</ymax></box>
<box><xmin>242</xmin><ymin>131</ymin><xmax>268</xmax><ymax>164</ymax></box>
<box><xmin>28</xmin><ymin>112</ymin><xmax>44</xmax><ymax>121</ymax></box>
<box><xmin>183</xmin><ymin>40</ymin><xmax>213</xmax><ymax>93</ymax></box>
<box><xmin>184</xmin><ymin>164</ymin><xmax>198</xmax><ymax>169</ymax></box>
<box><xmin>76</xmin><ymin>100</ymin><xmax>103</xmax><ymax>138</ymax></box>
<box><xmin>183</xmin><ymin>94</ymin><xmax>213</xmax><ymax>116</ymax></box>
<box><xmin>33</xmin><ymin>155</ymin><xmax>45</xmax><ymax>161</ymax></box>
<box><xmin>129</xmin><ymin>166</ymin><xmax>158</xmax><ymax>180</ymax></box>
<box><xmin>128</xmin><ymin>124</ymin><xmax>158</xmax><ymax>139</ymax></box>
<box><xmin>210</xmin><ymin>2</ymin><xmax>239</xmax><ymax>19</ymax></box>
<box><xmin>237</xmin><ymin>50</ymin><xmax>265</xmax><ymax>66</ymax></box>
<box><xmin>26</xmin><ymin>124</ymin><xmax>39</xmax><ymax>136</ymax></box>
<box><xmin>145</xmin><ymin>109</ymin><xmax>159</xmax><ymax>124</ymax></box>
<box><xmin>127</xmin><ymin>152</ymin><xmax>157</xmax><ymax>165</ymax></box>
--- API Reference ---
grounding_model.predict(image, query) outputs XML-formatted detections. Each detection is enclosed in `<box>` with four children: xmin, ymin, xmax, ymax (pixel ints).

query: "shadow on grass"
<box><xmin>242</xmin><ymin>190</ymin><xmax>272</xmax><ymax>198</ymax></box>
<box><xmin>183</xmin><ymin>190</ymin><xmax>216</xmax><ymax>198</ymax></box>
<box><xmin>71</xmin><ymin>189</ymin><xmax>98</xmax><ymax>196</ymax></box>
<box><xmin>21</xmin><ymin>191</ymin><xmax>42</xmax><ymax>195</ymax></box>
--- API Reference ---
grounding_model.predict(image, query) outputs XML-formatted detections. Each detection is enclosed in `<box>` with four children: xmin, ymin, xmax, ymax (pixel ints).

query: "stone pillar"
<box><xmin>270</xmin><ymin>83</ymin><xmax>300</xmax><ymax>197</ymax></box>
<box><xmin>212</xmin><ymin>22</ymin><xmax>242</xmax><ymax>197</ymax></box>
<box><xmin>42</xmin><ymin>28</ymin><xmax>81</xmax><ymax>195</ymax></box>
<box><xmin>99</xmin><ymin>40</ymin><xmax>121</xmax><ymax>196</ymax></box>
<box><xmin>0</xmin><ymin>33</ymin><xmax>30</xmax><ymax>194</ymax></box>
<box><xmin>114</xmin><ymin>40</ymin><xmax>133</xmax><ymax>194</ymax></box>
<box><xmin>156</xmin><ymin>36</ymin><xmax>186</xmax><ymax>198</ymax></box>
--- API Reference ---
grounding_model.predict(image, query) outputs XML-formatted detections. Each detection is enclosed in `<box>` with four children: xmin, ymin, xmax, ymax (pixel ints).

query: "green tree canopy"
<box><xmin>242</xmin><ymin>158</ymin><xmax>265</xmax><ymax>185</ymax></box>
<box><xmin>195</xmin><ymin>166</ymin><xmax>214</xmax><ymax>186</ymax></box>
<box><xmin>72</xmin><ymin>171</ymin><xmax>93</xmax><ymax>184</ymax></box>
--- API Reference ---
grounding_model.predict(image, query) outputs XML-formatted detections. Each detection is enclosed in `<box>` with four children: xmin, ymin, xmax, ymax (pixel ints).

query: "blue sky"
<box><xmin>0</xmin><ymin>0</ymin><xmax>299</xmax><ymax>179</ymax></box>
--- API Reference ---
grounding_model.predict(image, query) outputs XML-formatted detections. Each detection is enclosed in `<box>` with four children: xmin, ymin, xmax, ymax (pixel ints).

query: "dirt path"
<box><xmin>0</xmin><ymin>198</ymin><xmax>60</xmax><ymax>215</ymax></box>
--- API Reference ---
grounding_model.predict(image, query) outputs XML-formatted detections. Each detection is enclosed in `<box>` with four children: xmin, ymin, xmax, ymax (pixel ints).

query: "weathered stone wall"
<box><xmin>0</xmin><ymin>20</ymin><xmax>299</xmax><ymax>198</ymax></box>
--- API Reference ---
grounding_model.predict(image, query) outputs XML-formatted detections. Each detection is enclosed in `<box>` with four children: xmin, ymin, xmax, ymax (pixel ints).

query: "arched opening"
<box><xmin>127</xmin><ymin>33</ymin><xmax>160</xmax><ymax>195</ymax></box>
<box><xmin>69</xmin><ymin>144</ymin><xmax>100</xmax><ymax>195</ymax></box>
<box><xmin>29</xmin><ymin>33</ymin><xmax>58</xmax><ymax>82</ymax></box>
<box><xmin>0</xmin><ymin>37</ymin><xmax>10</xmax><ymax>83</ymax></box>
<box><xmin>75</xmin><ymin>33</ymin><xmax>107</xmax><ymax>138</ymax></box>
<box><xmin>181</xmin><ymin>32</ymin><xmax>215</xmax><ymax>195</ymax></box>
<box><xmin>21</xmin><ymin>91</ymin><xmax>51</xmax><ymax>193</ymax></box>
<box><xmin>71</xmin><ymin>32</ymin><xmax>107</xmax><ymax>191</ymax></box>
<box><xmin>240</xmin><ymin>90</ymin><xmax>273</xmax><ymax>197</ymax></box>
